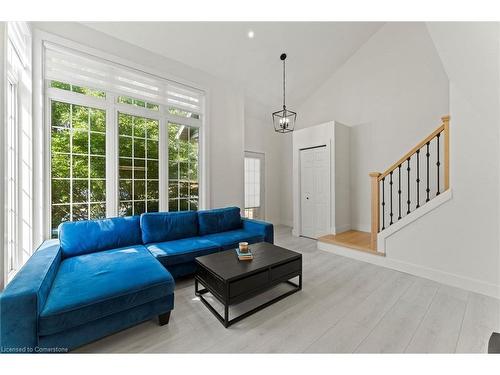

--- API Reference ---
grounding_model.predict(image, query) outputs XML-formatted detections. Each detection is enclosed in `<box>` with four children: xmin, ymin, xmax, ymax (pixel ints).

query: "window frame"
<box><xmin>43</xmin><ymin>73</ymin><xmax>206</xmax><ymax>238</ymax></box>
<box><xmin>116</xmin><ymin>110</ymin><xmax>161</xmax><ymax>216</ymax></box>
<box><xmin>48</xmin><ymin>95</ymin><xmax>109</xmax><ymax>236</ymax></box>
<box><xmin>167</xmin><ymin>122</ymin><xmax>200</xmax><ymax>212</ymax></box>
<box><xmin>244</xmin><ymin>151</ymin><xmax>265</xmax><ymax>220</ymax></box>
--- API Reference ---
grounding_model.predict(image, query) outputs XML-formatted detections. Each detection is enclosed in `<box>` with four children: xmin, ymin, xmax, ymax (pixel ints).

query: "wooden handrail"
<box><xmin>378</xmin><ymin>118</ymin><xmax>448</xmax><ymax>181</ymax></box>
<box><xmin>369</xmin><ymin>115</ymin><xmax>450</xmax><ymax>251</ymax></box>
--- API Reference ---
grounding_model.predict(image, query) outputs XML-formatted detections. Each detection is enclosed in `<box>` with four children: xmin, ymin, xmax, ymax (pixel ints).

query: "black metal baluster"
<box><xmin>389</xmin><ymin>171</ymin><xmax>394</xmax><ymax>225</ymax></box>
<box><xmin>436</xmin><ymin>133</ymin><xmax>441</xmax><ymax>196</ymax></box>
<box><xmin>381</xmin><ymin>177</ymin><xmax>385</xmax><ymax>230</ymax></box>
<box><xmin>426</xmin><ymin>142</ymin><xmax>430</xmax><ymax>202</ymax></box>
<box><xmin>416</xmin><ymin>149</ymin><xmax>420</xmax><ymax>209</ymax></box>
<box><xmin>398</xmin><ymin>165</ymin><xmax>402</xmax><ymax>220</ymax></box>
<box><xmin>407</xmin><ymin>157</ymin><xmax>411</xmax><ymax>214</ymax></box>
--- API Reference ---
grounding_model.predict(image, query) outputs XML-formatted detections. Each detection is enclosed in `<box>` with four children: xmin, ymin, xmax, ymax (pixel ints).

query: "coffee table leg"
<box><xmin>224</xmin><ymin>304</ymin><xmax>229</xmax><ymax>328</ymax></box>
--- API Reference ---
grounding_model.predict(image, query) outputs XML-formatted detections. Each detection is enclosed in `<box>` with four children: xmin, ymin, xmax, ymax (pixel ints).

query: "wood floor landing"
<box><xmin>318</xmin><ymin>230</ymin><xmax>382</xmax><ymax>255</ymax></box>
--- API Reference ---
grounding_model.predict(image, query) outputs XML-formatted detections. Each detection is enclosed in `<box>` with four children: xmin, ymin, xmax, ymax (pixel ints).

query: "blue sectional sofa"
<box><xmin>0</xmin><ymin>207</ymin><xmax>273</xmax><ymax>352</ymax></box>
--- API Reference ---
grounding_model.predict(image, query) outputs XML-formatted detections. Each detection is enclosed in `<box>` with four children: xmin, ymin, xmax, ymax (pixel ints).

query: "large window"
<box><xmin>50</xmin><ymin>101</ymin><xmax>106</xmax><ymax>236</ymax></box>
<box><xmin>118</xmin><ymin>113</ymin><xmax>159</xmax><ymax>216</ymax></box>
<box><xmin>44</xmin><ymin>39</ymin><xmax>205</xmax><ymax>238</ymax></box>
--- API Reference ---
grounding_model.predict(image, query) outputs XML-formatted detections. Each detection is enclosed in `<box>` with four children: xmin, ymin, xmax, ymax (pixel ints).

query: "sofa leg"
<box><xmin>158</xmin><ymin>311</ymin><xmax>171</xmax><ymax>326</ymax></box>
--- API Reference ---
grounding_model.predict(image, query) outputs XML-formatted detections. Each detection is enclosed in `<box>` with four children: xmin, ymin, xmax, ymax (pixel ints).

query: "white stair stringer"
<box><xmin>377</xmin><ymin>189</ymin><xmax>453</xmax><ymax>254</ymax></box>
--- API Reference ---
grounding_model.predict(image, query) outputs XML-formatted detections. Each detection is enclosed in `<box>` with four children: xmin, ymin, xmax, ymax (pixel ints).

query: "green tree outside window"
<box><xmin>51</xmin><ymin>100</ymin><xmax>106</xmax><ymax>237</ymax></box>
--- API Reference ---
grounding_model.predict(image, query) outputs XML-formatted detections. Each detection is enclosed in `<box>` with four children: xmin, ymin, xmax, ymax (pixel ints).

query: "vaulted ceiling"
<box><xmin>84</xmin><ymin>22</ymin><xmax>384</xmax><ymax>114</ymax></box>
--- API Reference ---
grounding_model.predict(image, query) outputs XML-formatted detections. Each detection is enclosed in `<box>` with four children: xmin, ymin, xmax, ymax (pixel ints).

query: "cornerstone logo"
<box><xmin>34</xmin><ymin>346</ymin><xmax>69</xmax><ymax>353</ymax></box>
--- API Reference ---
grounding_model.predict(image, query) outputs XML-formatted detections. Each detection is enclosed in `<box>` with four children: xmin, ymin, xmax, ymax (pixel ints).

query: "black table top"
<box><xmin>195</xmin><ymin>242</ymin><xmax>301</xmax><ymax>281</ymax></box>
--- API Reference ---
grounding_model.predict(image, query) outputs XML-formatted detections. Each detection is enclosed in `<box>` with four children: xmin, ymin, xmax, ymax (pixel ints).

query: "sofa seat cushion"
<box><xmin>146</xmin><ymin>238</ymin><xmax>220</xmax><ymax>267</ymax></box>
<box><xmin>201</xmin><ymin>229</ymin><xmax>264</xmax><ymax>251</ymax></box>
<box><xmin>39</xmin><ymin>245</ymin><xmax>174</xmax><ymax>336</ymax></box>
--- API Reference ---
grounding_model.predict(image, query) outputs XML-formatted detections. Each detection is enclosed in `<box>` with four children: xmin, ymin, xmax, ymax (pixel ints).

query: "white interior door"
<box><xmin>300</xmin><ymin>146</ymin><xmax>330</xmax><ymax>239</ymax></box>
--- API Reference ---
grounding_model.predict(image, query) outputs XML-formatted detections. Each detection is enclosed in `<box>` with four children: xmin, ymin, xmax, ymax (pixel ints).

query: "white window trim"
<box><xmin>4</xmin><ymin>22</ymin><xmax>32</xmax><ymax>287</ymax></box>
<box><xmin>34</xmin><ymin>30</ymin><xmax>210</xmax><ymax>240</ymax></box>
<box><xmin>1</xmin><ymin>24</ymin><xmax>5</xmax><ymax>290</ymax></box>
<box><xmin>6</xmin><ymin>73</ymin><xmax>19</xmax><ymax>281</ymax></box>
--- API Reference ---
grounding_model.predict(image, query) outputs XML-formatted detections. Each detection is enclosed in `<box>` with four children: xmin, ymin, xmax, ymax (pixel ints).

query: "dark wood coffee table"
<box><xmin>195</xmin><ymin>242</ymin><xmax>302</xmax><ymax>327</ymax></box>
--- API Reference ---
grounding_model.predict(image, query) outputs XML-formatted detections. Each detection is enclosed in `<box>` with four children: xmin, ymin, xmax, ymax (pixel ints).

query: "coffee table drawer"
<box><xmin>197</xmin><ymin>265</ymin><xmax>226</xmax><ymax>299</ymax></box>
<box><xmin>229</xmin><ymin>270</ymin><xmax>269</xmax><ymax>298</ymax></box>
<box><xmin>270</xmin><ymin>258</ymin><xmax>301</xmax><ymax>281</ymax></box>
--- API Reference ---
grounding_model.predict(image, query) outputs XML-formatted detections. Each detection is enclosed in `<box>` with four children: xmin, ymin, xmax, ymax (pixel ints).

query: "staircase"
<box><xmin>318</xmin><ymin>115</ymin><xmax>451</xmax><ymax>255</ymax></box>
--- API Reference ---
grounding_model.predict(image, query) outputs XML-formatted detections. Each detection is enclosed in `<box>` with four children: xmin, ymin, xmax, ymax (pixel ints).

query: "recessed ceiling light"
<box><xmin>247</xmin><ymin>30</ymin><xmax>255</xmax><ymax>39</ymax></box>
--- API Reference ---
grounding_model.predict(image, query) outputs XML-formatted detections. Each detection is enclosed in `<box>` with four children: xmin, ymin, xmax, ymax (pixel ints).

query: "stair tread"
<box><xmin>318</xmin><ymin>230</ymin><xmax>383</xmax><ymax>256</ymax></box>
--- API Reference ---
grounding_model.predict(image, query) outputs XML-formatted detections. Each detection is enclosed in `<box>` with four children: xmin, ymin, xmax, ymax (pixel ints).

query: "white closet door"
<box><xmin>300</xmin><ymin>146</ymin><xmax>329</xmax><ymax>239</ymax></box>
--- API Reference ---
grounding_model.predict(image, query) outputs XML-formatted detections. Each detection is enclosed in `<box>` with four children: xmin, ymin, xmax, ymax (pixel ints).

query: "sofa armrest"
<box><xmin>242</xmin><ymin>218</ymin><xmax>274</xmax><ymax>244</ymax></box>
<box><xmin>0</xmin><ymin>240</ymin><xmax>62</xmax><ymax>352</ymax></box>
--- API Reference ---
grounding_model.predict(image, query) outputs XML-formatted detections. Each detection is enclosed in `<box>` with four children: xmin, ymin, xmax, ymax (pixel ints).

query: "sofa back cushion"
<box><xmin>59</xmin><ymin>216</ymin><xmax>142</xmax><ymax>258</ymax></box>
<box><xmin>198</xmin><ymin>207</ymin><xmax>242</xmax><ymax>236</ymax></box>
<box><xmin>141</xmin><ymin>211</ymin><xmax>199</xmax><ymax>244</ymax></box>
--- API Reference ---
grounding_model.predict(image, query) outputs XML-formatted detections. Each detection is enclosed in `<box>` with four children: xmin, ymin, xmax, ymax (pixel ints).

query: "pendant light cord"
<box><xmin>283</xmin><ymin>58</ymin><xmax>286</xmax><ymax>109</ymax></box>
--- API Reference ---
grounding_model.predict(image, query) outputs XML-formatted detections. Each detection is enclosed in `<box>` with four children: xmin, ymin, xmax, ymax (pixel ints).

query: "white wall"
<box><xmin>334</xmin><ymin>123</ymin><xmax>351</xmax><ymax>233</ymax></box>
<box><xmin>281</xmin><ymin>133</ymin><xmax>294</xmax><ymax>227</ymax></box>
<box><xmin>31</xmin><ymin>22</ymin><xmax>246</xmax><ymax>244</ymax></box>
<box><xmin>244</xmin><ymin>100</ymin><xmax>284</xmax><ymax>224</ymax></box>
<box><xmin>382</xmin><ymin>22</ymin><xmax>500</xmax><ymax>296</ymax></box>
<box><xmin>281</xmin><ymin>22</ymin><xmax>450</xmax><ymax>231</ymax></box>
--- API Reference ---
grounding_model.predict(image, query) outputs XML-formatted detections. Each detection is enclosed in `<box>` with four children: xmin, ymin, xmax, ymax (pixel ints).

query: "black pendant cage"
<box><xmin>272</xmin><ymin>106</ymin><xmax>297</xmax><ymax>133</ymax></box>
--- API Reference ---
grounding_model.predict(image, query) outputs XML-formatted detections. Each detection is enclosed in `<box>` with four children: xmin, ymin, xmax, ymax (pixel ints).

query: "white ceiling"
<box><xmin>84</xmin><ymin>22</ymin><xmax>384</xmax><ymax>114</ymax></box>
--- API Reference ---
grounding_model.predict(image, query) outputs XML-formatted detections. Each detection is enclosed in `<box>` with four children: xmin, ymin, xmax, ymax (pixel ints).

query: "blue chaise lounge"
<box><xmin>0</xmin><ymin>216</ymin><xmax>175</xmax><ymax>352</ymax></box>
<box><xmin>0</xmin><ymin>207</ymin><xmax>273</xmax><ymax>352</ymax></box>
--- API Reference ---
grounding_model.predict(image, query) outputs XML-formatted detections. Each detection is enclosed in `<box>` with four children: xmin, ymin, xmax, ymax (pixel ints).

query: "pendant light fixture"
<box><xmin>272</xmin><ymin>53</ymin><xmax>296</xmax><ymax>133</ymax></box>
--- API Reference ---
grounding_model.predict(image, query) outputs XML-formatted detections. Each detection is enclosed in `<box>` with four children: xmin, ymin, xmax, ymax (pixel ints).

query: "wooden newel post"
<box><xmin>442</xmin><ymin>115</ymin><xmax>450</xmax><ymax>191</ymax></box>
<box><xmin>369</xmin><ymin>172</ymin><xmax>381</xmax><ymax>250</ymax></box>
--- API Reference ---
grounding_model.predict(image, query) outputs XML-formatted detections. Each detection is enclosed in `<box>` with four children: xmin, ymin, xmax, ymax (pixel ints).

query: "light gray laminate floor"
<box><xmin>76</xmin><ymin>226</ymin><xmax>499</xmax><ymax>353</ymax></box>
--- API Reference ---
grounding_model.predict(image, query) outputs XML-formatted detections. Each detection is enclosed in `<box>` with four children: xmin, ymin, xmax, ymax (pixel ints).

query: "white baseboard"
<box><xmin>318</xmin><ymin>241</ymin><xmax>500</xmax><ymax>299</ymax></box>
<box><xmin>334</xmin><ymin>224</ymin><xmax>351</xmax><ymax>234</ymax></box>
<box><xmin>267</xmin><ymin>218</ymin><xmax>292</xmax><ymax>228</ymax></box>
<box><xmin>377</xmin><ymin>189</ymin><xmax>453</xmax><ymax>253</ymax></box>
<box><xmin>350</xmin><ymin>223</ymin><xmax>370</xmax><ymax>233</ymax></box>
